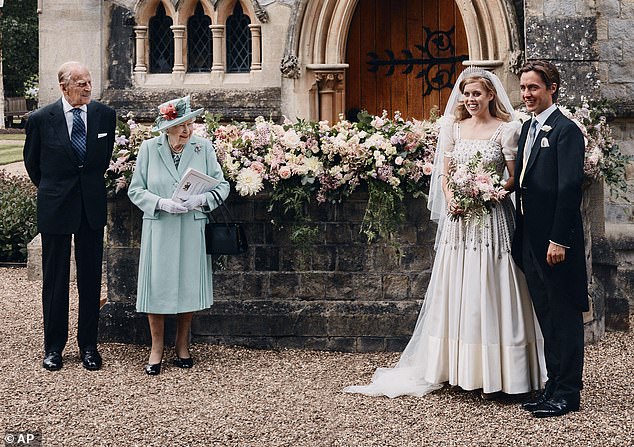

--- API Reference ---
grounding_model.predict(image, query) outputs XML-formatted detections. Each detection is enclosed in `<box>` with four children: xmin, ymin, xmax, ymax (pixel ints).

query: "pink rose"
<box><xmin>250</xmin><ymin>161</ymin><xmax>265</xmax><ymax>174</ymax></box>
<box><xmin>279</xmin><ymin>166</ymin><xmax>292</xmax><ymax>179</ymax></box>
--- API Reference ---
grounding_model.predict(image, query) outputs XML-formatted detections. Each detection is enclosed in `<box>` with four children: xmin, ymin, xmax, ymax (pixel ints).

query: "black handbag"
<box><xmin>205</xmin><ymin>190</ymin><xmax>248</xmax><ymax>255</ymax></box>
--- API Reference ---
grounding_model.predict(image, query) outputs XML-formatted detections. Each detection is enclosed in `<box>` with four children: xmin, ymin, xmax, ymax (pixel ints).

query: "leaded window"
<box><xmin>187</xmin><ymin>2</ymin><xmax>212</xmax><ymax>72</ymax></box>
<box><xmin>149</xmin><ymin>3</ymin><xmax>174</xmax><ymax>73</ymax></box>
<box><xmin>226</xmin><ymin>2</ymin><xmax>251</xmax><ymax>73</ymax></box>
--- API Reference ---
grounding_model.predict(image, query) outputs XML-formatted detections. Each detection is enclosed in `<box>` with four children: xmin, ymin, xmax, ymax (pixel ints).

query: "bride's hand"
<box><xmin>448</xmin><ymin>199</ymin><xmax>463</xmax><ymax>216</ymax></box>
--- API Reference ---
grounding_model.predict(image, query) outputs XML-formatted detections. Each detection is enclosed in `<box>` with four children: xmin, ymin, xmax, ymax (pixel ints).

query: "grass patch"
<box><xmin>0</xmin><ymin>145</ymin><xmax>24</xmax><ymax>165</ymax></box>
<box><xmin>0</xmin><ymin>134</ymin><xmax>26</xmax><ymax>141</ymax></box>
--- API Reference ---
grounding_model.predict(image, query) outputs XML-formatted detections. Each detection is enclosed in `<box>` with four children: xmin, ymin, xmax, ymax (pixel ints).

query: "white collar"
<box><xmin>533</xmin><ymin>103</ymin><xmax>557</xmax><ymax>127</ymax></box>
<box><xmin>62</xmin><ymin>96</ymin><xmax>88</xmax><ymax>114</ymax></box>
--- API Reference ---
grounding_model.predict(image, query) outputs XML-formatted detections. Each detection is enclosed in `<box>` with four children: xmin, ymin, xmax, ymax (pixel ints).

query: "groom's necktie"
<box><xmin>71</xmin><ymin>108</ymin><xmax>86</xmax><ymax>164</ymax></box>
<box><xmin>519</xmin><ymin>119</ymin><xmax>539</xmax><ymax>186</ymax></box>
<box><xmin>524</xmin><ymin>118</ymin><xmax>539</xmax><ymax>163</ymax></box>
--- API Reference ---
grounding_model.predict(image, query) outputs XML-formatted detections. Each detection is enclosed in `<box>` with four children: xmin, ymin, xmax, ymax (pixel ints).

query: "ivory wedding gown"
<box><xmin>345</xmin><ymin>122</ymin><xmax>546</xmax><ymax>398</ymax></box>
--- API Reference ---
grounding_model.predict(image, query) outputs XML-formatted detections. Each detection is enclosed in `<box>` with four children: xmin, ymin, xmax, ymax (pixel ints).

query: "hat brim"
<box><xmin>152</xmin><ymin>108</ymin><xmax>205</xmax><ymax>132</ymax></box>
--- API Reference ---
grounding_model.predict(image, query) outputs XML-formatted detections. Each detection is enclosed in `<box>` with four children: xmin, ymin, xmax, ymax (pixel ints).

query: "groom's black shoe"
<box><xmin>521</xmin><ymin>389</ymin><xmax>551</xmax><ymax>411</ymax></box>
<box><xmin>531</xmin><ymin>397</ymin><xmax>580</xmax><ymax>418</ymax></box>
<box><xmin>42</xmin><ymin>352</ymin><xmax>63</xmax><ymax>371</ymax></box>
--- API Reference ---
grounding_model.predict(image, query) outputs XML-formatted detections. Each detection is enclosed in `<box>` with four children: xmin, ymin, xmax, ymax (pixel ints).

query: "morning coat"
<box><xmin>511</xmin><ymin>107</ymin><xmax>589</xmax><ymax>311</ymax></box>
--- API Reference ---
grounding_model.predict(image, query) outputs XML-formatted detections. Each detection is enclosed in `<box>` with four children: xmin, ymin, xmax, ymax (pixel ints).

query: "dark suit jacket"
<box><xmin>23</xmin><ymin>99</ymin><xmax>116</xmax><ymax>234</ymax></box>
<box><xmin>512</xmin><ymin>107</ymin><xmax>588</xmax><ymax>311</ymax></box>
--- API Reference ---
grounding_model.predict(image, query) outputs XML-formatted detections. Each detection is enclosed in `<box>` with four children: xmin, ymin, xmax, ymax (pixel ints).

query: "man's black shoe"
<box><xmin>531</xmin><ymin>397</ymin><xmax>580</xmax><ymax>418</ymax></box>
<box><xmin>42</xmin><ymin>352</ymin><xmax>63</xmax><ymax>371</ymax></box>
<box><xmin>520</xmin><ymin>389</ymin><xmax>550</xmax><ymax>411</ymax></box>
<box><xmin>80</xmin><ymin>349</ymin><xmax>102</xmax><ymax>371</ymax></box>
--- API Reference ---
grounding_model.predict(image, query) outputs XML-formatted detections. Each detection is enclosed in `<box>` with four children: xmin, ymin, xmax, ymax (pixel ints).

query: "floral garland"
<box><xmin>208</xmin><ymin>110</ymin><xmax>437</xmax><ymax>242</ymax></box>
<box><xmin>105</xmin><ymin>102</ymin><xmax>629</xmax><ymax>242</ymax></box>
<box><xmin>562</xmin><ymin>99</ymin><xmax>631</xmax><ymax>197</ymax></box>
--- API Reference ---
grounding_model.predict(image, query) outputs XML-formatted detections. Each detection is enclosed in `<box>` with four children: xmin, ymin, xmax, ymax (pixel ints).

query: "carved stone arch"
<box><xmin>132</xmin><ymin>0</ymin><xmax>178</xmax><ymax>77</ymax></box>
<box><xmin>297</xmin><ymin>0</ymin><xmax>520</xmax><ymax>68</ymax></box>
<box><xmin>176</xmin><ymin>0</ymin><xmax>216</xmax><ymax>26</ymax></box>
<box><xmin>294</xmin><ymin>0</ymin><xmax>522</xmax><ymax>121</ymax></box>
<box><xmin>217</xmin><ymin>0</ymin><xmax>257</xmax><ymax>24</ymax></box>
<box><xmin>135</xmin><ymin>0</ymin><xmax>177</xmax><ymax>26</ymax></box>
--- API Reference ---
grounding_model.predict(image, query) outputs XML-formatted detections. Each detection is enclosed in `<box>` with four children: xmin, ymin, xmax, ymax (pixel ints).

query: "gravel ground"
<box><xmin>0</xmin><ymin>267</ymin><xmax>632</xmax><ymax>447</ymax></box>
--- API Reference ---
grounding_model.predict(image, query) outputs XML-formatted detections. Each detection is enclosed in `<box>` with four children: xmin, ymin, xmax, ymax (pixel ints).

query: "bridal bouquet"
<box><xmin>446</xmin><ymin>152</ymin><xmax>507</xmax><ymax>221</ymax></box>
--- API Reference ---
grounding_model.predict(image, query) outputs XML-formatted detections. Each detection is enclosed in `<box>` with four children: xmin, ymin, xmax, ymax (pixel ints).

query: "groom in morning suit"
<box><xmin>512</xmin><ymin>60</ymin><xmax>588</xmax><ymax>418</ymax></box>
<box><xmin>23</xmin><ymin>61</ymin><xmax>116</xmax><ymax>371</ymax></box>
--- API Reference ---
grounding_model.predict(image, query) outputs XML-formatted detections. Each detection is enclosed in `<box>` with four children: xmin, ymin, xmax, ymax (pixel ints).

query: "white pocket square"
<box><xmin>540</xmin><ymin>137</ymin><xmax>550</xmax><ymax>148</ymax></box>
<box><xmin>98</xmin><ymin>133</ymin><xmax>108</xmax><ymax>138</ymax></box>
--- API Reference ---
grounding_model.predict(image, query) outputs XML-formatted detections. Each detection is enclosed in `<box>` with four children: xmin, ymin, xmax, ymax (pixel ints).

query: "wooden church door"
<box><xmin>345</xmin><ymin>0</ymin><xmax>468</xmax><ymax>120</ymax></box>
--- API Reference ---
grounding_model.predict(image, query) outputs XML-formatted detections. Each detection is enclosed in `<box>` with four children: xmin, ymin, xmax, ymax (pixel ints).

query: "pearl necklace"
<box><xmin>168</xmin><ymin>140</ymin><xmax>184</xmax><ymax>154</ymax></box>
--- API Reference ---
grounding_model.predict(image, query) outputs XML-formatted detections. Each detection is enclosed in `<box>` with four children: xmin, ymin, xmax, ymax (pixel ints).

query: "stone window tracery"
<box><xmin>226</xmin><ymin>2</ymin><xmax>252</xmax><ymax>73</ymax></box>
<box><xmin>149</xmin><ymin>3</ymin><xmax>174</xmax><ymax>73</ymax></box>
<box><xmin>187</xmin><ymin>2</ymin><xmax>212</xmax><ymax>72</ymax></box>
<box><xmin>134</xmin><ymin>0</ymin><xmax>262</xmax><ymax>82</ymax></box>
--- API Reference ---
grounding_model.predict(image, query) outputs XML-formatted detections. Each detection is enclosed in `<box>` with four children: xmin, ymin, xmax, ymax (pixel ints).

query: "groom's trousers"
<box><xmin>521</xmin><ymin>234</ymin><xmax>584</xmax><ymax>402</ymax></box>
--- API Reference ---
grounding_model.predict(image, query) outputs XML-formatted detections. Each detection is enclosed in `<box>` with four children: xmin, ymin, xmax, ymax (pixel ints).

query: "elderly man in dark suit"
<box><xmin>512</xmin><ymin>60</ymin><xmax>588</xmax><ymax>418</ymax></box>
<box><xmin>23</xmin><ymin>61</ymin><xmax>116</xmax><ymax>371</ymax></box>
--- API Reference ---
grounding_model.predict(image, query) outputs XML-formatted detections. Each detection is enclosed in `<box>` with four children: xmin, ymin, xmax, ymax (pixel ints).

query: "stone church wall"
<box><xmin>101</xmin><ymin>193</ymin><xmax>435</xmax><ymax>351</ymax></box>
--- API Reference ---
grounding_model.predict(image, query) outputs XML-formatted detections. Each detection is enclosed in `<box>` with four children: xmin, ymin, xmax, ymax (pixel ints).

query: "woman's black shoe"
<box><xmin>173</xmin><ymin>357</ymin><xmax>194</xmax><ymax>368</ymax></box>
<box><xmin>144</xmin><ymin>363</ymin><xmax>162</xmax><ymax>375</ymax></box>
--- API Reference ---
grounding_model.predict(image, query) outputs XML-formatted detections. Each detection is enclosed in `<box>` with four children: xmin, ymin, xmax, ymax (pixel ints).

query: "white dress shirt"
<box><xmin>61</xmin><ymin>96</ymin><xmax>88</xmax><ymax>139</ymax></box>
<box><xmin>531</xmin><ymin>103</ymin><xmax>557</xmax><ymax>134</ymax></box>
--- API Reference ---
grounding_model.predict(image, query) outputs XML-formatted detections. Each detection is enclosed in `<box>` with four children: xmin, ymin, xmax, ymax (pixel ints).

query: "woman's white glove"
<box><xmin>158</xmin><ymin>198</ymin><xmax>188</xmax><ymax>214</ymax></box>
<box><xmin>181</xmin><ymin>194</ymin><xmax>207</xmax><ymax>211</ymax></box>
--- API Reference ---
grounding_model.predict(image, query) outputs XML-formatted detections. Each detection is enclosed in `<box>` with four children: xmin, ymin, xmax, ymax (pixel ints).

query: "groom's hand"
<box><xmin>546</xmin><ymin>242</ymin><xmax>566</xmax><ymax>266</ymax></box>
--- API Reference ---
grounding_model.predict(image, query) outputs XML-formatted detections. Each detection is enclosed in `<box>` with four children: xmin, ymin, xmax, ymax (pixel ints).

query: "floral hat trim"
<box><xmin>152</xmin><ymin>95</ymin><xmax>204</xmax><ymax>132</ymax></box>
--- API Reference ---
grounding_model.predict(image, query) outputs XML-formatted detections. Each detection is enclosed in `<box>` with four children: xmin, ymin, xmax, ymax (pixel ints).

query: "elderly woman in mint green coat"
<box><xmin>128</xmin><ymin>96</ymin><xmax>229</xmax><ymax>375</ymax></box>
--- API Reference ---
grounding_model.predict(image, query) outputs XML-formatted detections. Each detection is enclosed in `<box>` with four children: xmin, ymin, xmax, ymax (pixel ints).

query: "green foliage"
<box><xmin>601</xmin><ymin>144</ymin><xmax>631</xmax><ymax>200</ymax></box>
<box><xmin>269</xmin><ymin>181</ymin><xmax>314</xmax><ymax>222</ymax></box>
<box><xmin>269</xmin><ymin>180</ymin><xmax>320</xmax><ymax>261</ymax></box>
<box><xmin>0</xmin><ymin>0</ymin><xmax>39</xmax><ymax>97</ymax></box>
<box><xmin>22</xmin><ymin>74</ymin><xmax>39</xmax><ymax>100</ymax></box>
<box><xmin>204</xmin><ymin>112</ymin><xmax>223</xmax><ymax>134</ymax></box>
<box><xmin>361</xmin><ymin>179</ymin><xmax>405</xmax><ymax>243</ymax></box>
<box><xmin>586</xmin><ymin>100</ymin><xmax>631</xmax><ymax>199</ymax></box>
<box><xmin>0</xmin><ymin>172</ymin><xmax>37</xmax><ymax>262</ymax></box>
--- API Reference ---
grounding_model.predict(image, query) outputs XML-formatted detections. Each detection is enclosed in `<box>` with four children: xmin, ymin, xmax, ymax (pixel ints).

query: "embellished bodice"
<box><xmin>440</xmin><ymin>122</ymin><xmax>517</xmax><ymax>255</ymax></box>
<box><xmin>450</xmin><ymin>123</ymin><xmax>507</xmax><ymax>176</ymax></box>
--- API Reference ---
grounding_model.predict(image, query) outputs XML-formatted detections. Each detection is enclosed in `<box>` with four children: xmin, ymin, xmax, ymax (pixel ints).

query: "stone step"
<box><xmin>26</xmin><ymin>234</ymin><xmax>76</xmax><ymax>281</ymax></box>
<box><xmin>26</xmin><ymin>234</ymin><xmax>107</xmax><ymax>283</ymax></box>
<box><xmin>606</xmin><ymin>223</ymin><xmax>634</xmax><ymax>312</ymax></box>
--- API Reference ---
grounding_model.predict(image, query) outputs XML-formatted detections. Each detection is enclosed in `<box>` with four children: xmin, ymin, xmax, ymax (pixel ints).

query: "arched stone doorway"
<box><xmin>291</xmin><ymin>0</ymin><xmax>522</xmax><ymax>123</ymax></box>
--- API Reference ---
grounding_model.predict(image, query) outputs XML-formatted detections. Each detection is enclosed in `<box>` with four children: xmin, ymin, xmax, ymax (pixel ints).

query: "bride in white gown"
<box><xmin>344</xmin><ymin>68</ymin><xmax>546</xmax><ymax>398</ymax></box>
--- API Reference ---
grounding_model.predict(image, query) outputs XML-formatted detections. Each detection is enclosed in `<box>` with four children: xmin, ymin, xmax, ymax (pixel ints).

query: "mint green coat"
<box><xmin>128</xmin><ymin>134</ymin><xmax>230</xmax><ymax>314</ymax></box>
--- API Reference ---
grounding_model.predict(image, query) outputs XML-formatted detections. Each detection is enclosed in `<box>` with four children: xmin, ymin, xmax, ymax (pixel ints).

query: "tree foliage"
<box><xmin>1</xmin><ymin>0</ymin><xmax>39</xmax><ymax>97</ymax></box>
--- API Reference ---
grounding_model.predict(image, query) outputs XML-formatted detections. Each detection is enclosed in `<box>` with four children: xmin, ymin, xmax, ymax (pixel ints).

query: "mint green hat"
<box><xmin>152</xmin><ymin>95</ymin><xmax>204</xmax><ymax>132</ymax></box>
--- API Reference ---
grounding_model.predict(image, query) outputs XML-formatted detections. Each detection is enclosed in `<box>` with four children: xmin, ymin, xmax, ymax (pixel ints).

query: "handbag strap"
<box><xmin>208</xmin><ymin>190</ymin><xmax>235</xmax><ymax>224</ymax></box>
